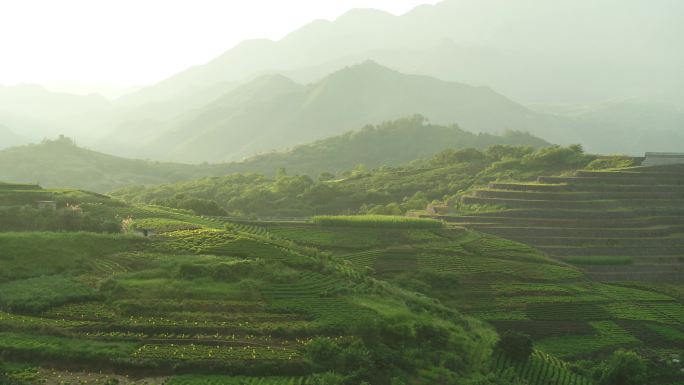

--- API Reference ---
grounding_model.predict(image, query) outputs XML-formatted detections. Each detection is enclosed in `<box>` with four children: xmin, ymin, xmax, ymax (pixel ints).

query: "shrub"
<box><xmin>598</xmin><ymin>350</ymin><xmax>647</xmax><ymax>385</ymax></box>
<box><xmin>585</xmin><ymin>156</ymin><xmax>636</xmax><ymax>170</ymax></box>
<box><xmin>495</xmin><ymin>331</ymin><xmax>533</xmax><ymax>361</ymax></box>
<box><xmin>521</xmin><ymin>144</ymin><xmax>594</xmax><ymax>169</ymax></box>
<box><xmin>431</xmin><ymin>148</ymin><xmax>487</xmax><ymax>165</ymax></box>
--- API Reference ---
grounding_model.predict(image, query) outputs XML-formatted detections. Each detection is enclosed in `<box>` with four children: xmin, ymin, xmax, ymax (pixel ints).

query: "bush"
<box><xmin>585</xmin><ymin>156</ymin><xmax>635</xmax><ymax>170</ymax></box>
<box><xmin>598</xmin><ymin>350</ymin><xmax>647</xmax><ymax>385</ymax></box>
<box><xmin>521</xmin><ymin>144</ymin><xmax>594</xmax><ymax>169</ymax></box>
<box><xmin>432</xmin><ymin>148</ymin><xmax>487</xmax><ymax>165</ymax></box>
<box><xmin>305</xmin><ymin>338</ymin><xmax>342</xmax><ymax>371</ymax></box>
<box><xmin>495</xmin><ymin>331</ymin><xmax>533</xmax><ymax>361</ymax></box>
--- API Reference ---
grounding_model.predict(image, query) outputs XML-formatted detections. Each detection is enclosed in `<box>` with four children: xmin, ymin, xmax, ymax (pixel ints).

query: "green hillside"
<box><xmin>2</xmin><ymin>161</ymin><xmax>682</xmax><ymax>384</ymax></box>
<box><xmin>0</xmin><ymin>136</ymin><xmax>217</xmax><ymax>193</ymax></box>
<box><xmin>452</xmin><ymin>164</ymin><xmax>684</xmax><ymax>282</ymax></box>
<box><xmin>0</xmin><ymin>118</ymin><xmax>547</xmax><ymax>193</ymax></box>
<box><xmin>0</xmin><ymin>184</ymin><xmax>500</xmax><ymax>384</ymax></box>
<box><xmin>206</xmin><ymin>116</ymin><xmax>548</xmax><ymax>177</ymax></box>
<box><xmin>112</xmin><ymin>144</ymin><xmax>600</xmax><ymax>218</ymax></box>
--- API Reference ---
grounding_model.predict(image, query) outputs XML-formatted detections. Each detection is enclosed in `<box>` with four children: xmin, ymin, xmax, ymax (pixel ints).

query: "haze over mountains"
<box><xmin>112</xmin><ymin>61</ymin><xmax>553</xmax><ymax>163</ymax></box>
<box><xmin>118</xmin><ymin>0</ymin><xmax>684</xmax><ymax>106</ymax></box>
<box><xmin>0</xmin><ymin>0</ymin><xmax>682</xmax><ymax>160</ymax></box>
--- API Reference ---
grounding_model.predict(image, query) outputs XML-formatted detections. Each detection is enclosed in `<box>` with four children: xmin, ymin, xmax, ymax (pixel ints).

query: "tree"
<box><xmin>495</xmin><ymin>331</ymin><xmax>533</xmax><ymax>361</ymax></box>
<box><xmin>599</xmin><ymin>350</ymin><xmax>647</xmax><ymax>385</ymax></box>
<box><xmin>431</xmin><ymin>148</ymin><xmax>486</xmax><ymax>165</ymax></box>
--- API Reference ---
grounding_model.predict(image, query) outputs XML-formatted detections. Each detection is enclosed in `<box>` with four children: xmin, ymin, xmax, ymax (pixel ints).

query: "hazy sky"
<box><xmin>0</xmin><ymin>0</ymin><xmax>438</xmax><ymax>94</ymax></box>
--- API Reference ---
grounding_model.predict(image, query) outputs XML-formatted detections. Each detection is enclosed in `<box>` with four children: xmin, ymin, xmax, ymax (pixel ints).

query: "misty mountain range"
<box><xmin>0</xmin><ymin>0</ymin><xmax>682</xmax><ymax>160</ymax></box>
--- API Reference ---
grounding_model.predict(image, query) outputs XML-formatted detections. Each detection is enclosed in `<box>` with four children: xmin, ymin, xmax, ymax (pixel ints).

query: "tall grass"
<box><xmin>311</xmin><ymin>215</ymin><xmax>443</xmax><ymax>229</ymax></box>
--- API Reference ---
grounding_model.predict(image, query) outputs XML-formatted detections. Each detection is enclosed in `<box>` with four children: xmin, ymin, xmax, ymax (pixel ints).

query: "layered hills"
<box><xmin>118</xmin><ymin>0</ymin><xmax>683</xmax><ymax>107</ymax></box>
<box><xmin>104</xmin><ymin>62</ymin><xmax>557</xmax><ymax>163</ymax></box>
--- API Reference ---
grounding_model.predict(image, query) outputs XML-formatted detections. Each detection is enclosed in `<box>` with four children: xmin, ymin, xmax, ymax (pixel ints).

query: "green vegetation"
<box><xmin>492</xmin><ymin>350</ymin><xmax>592</xmax><ymax>385</ymax></box>
<box><xmin>496</xmin><ymin>331</ymin><xmax>533</xmax><ymax>361</ymax></box>
<box><xmin>597</xmin><ymin>350</ymin><xmax>647</xmax><ymax>385</ymax></box>
<box><xmin>0</xmin><ymin>185</ymin><xmax>501</xmax><ymax>384</ymax></box>
<box><xmin>312</xmin><ymin>215</ymin><xmax>442</xmax><ymax>229</ymax></box>
<box><xmin>1</xmin><ymin>150</ymin><xmax>682</xmax><ymax>385</ymax></box>
<box><xmin>113</xmin><ymin>144</ymin><xmax>595</xmax><ymax>218</ymax></box>
<box><xmin>0</xmin><ymin>275</ymin><xmax>97</xmax><ymax>313</ymax></box>
<box><xmin>0</xmin><ymin>116</ymin><xmax>546</xmax><ymax>193</ymax></box>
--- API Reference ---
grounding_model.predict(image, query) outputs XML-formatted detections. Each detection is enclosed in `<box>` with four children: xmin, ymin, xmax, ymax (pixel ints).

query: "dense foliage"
<box><xmin>113</xmin><ymin>144</ymin><xmax>598</xmax><ymax>218</ymax></box>
<box><xmin>495</xmin><ymin>331</ymin><xmax>533</xmax><ymax>361</ymax></box>
<box><xmin>598</xmin><ymin>350</ymin><xmax>647</xmax><ymax>385</ymax></box>
<box><xmin>0</xmin><ymin>117</ymin><xmax>547</xmax><ymax>192</ymax></box>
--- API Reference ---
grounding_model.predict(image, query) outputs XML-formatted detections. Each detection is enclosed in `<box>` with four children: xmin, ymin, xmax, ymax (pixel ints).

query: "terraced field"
<box><xmin>266</xmin><ymin>219</ymin><xmax>684</xmax><ymax>384</ymax></box>
<box><xmin>452</xmin><ymin>164</ymin><xmax>684</xmax><ymax>282</ymax></box>
<box><xmin>3</xmin><ymin>182</ymin><xmax>683</xmax><ymax>383</ymax></box>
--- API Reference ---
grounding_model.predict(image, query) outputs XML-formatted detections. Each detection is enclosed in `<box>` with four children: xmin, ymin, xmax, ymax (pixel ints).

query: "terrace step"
<box><xmin>537</xmin><ymin>245</ymin><xmax>684</xmax><ymax>257</ymax></box>
<box><xmin>462</xmin><ymin>196</ymin><xmax>684</xmax><ymax>210</ymax></box>
<box><xmin>461</xmin><ymin>196</ymin><xmax>616</xmax><ymax>210</ymax></box>
<box><xmin>580</xmin><ymin>263</ymin><xmax>684</xmax><ymax>272</ymax></box>
<box><xmin>537</xmin><ymin>176</ymin><xmax>684</xmax><ymax>185</ymax></box>
<box><xmin>575</xmin><ymin>170</ymin><xmax>684</xmax><ymax>179</ymax></box>
<box><xmin>559</xmin><ymin>255</ymin><xmax>684</xmax><ymax>264</ymax></box>
<box><xmin>627</xmin><ymin>164</ymin><xmax>684</xmax><ymax>173</ymax></box>
<box><xmin>454</xmin><ymin>209</ymin><xmax>684</xmax><ymax>220</ymax></box>
<box><xmin>488</xmin><ymin>182</ymin><xmax>684</xmax><ymax>193</ymax></box>
<box><xmin>443</xmin><ymin>215</ymin><xmax>684</xmax><ymax>228</ymax></box>
<box><xmin>471</xmin><ymin>225</ymin><xmax>684</xmax><ymax>238</ymax></box>
<box><xmin>585</xmin><ymin>269</ymin><xmax>684</xmax><ymax>283</ymax></box>
<box><xmin>511</xmin><ymin>236</ymin><xmax>684</xmax><ymax>247</ymax></box>
<box><xmin>487</xmin><ymin>182</ymin><xmax>570</xmax><ymax>192</ymax></box>
<box><xmin>473</xmin><ymin>189</ymin><xmax>684</xmax><ymax>201</ymax></box>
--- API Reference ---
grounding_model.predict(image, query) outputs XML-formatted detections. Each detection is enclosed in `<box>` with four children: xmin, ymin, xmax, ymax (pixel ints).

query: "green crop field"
<box><xmin>2</xmin><ymin>163</ymin><xmax>683</xmax><ymax>384</ymax></box>
<box><xmin>311</xmin><ymin>215</ymin><xmax>443</xmax><ymax>228</ymax></box>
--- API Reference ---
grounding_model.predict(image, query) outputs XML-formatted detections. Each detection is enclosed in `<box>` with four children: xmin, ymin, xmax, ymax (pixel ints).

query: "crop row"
<box><xmin>338</xmin><ymin>250</ymin><xmax>381</xmax><ymax>270</ymax></box>
<box><xmin>168</xmin><ymin>375</ymin><xmax>309</xmax><ymax>385</ymax></box>
<box><xmin>494</xmin><ymin>350</ymin><xmax>591</xmax><ymax>385</ymax></box>
<box><xmin>417</xmin><ymin>254</ymin><xmax>581</xmax><ymax>281</ymax></box>
<box><xmin>536</xmin><ymin>321</ymin><xmax>640</xmax><ymax>358</ymax></box>
<box><xmin>312</xmin><ymin>215</ymin><xmax>443</xmax><ymax>229</ymax></box>
<box><xmin>262</xmin><ymin>272</ymin><xmax>350</xmax><ymax>298</ymax></box>
<box><xmin>131</xmin><ymin>343</ymin><xmax>298</xmax><ymax>362</ymax></box>
<box><xmin>206</xmin><ymin>238</ymin><xmax>296</xmax><ymax>261</ymax></box>
<box><xmin>490</xmin><ymin>320</ymin><xmax>595</xmax><ymax>340</ymax></box>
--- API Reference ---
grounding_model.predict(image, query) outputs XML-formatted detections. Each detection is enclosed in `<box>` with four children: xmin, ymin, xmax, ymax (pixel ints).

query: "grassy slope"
<box><xmin>263</xmin><ymin>220</ymin><xmax>684</xmax><ymax>382</ymax></box>
<box><xmin>0</xmin><ymin>187</ymin><xmax>497</xmax><ymax>384</ymax></box>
